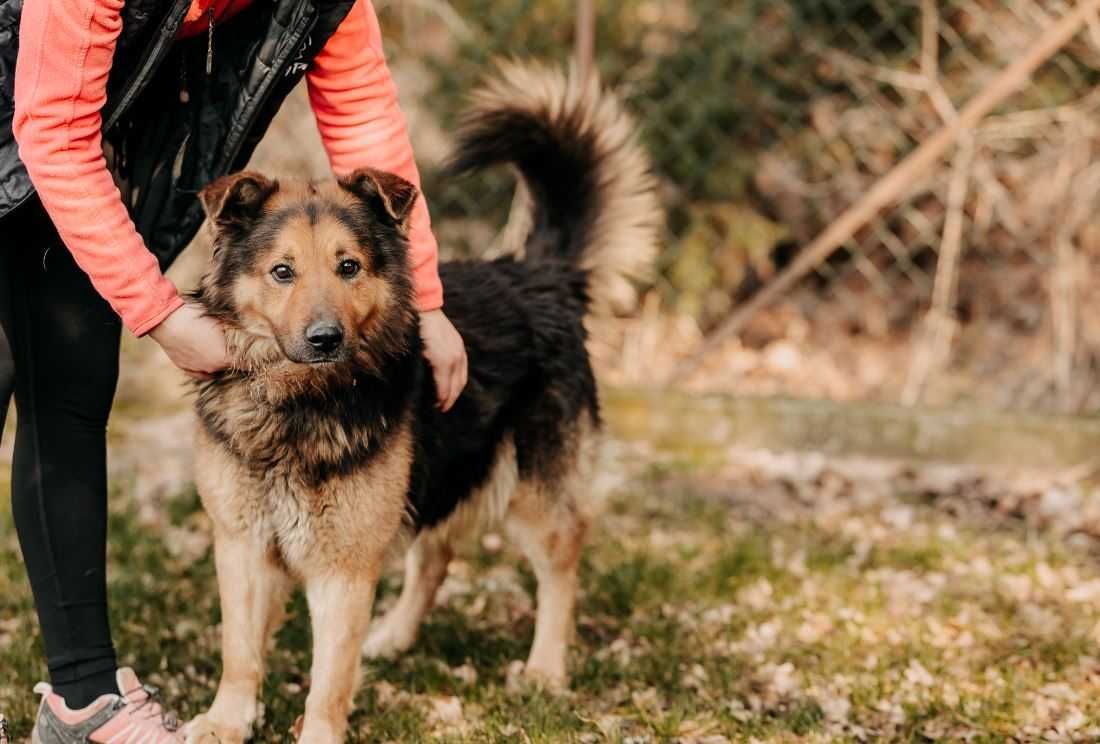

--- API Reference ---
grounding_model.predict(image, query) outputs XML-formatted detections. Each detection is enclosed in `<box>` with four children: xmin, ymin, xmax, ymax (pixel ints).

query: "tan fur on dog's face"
<box><xmin>198</xmin><ymin>173</ymin><xmax>417</xmax><ymax>367</ymax></box>
<box><xmin>232</xmin><ymin>184</ymin><xmax>393</xmax><ymax>364</ymax></box>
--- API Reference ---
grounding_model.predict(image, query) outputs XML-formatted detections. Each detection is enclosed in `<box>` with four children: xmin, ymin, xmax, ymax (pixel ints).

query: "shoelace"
<box><xmin>121</xmin><ymin>684</ymin><xmax>182</xmax><ymax>732</ymax></box>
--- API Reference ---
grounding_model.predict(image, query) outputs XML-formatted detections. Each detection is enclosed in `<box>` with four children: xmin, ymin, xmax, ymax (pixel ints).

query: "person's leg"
<box><xmin>7</xmin><ymin>204</ymin><xmax>122</xmax><ymax>708</ymax></box>
<box><xmin>0</xmin><ymin>220</ymin><xmax>14</xmax><ymax>436</ymax></box>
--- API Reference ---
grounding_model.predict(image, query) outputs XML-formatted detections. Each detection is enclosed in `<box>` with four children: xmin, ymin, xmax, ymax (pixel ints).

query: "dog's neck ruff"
<box><xmin>194</xmin><ymin>330</ymin><xmax>421</xmax><ymax>487</ymax></box>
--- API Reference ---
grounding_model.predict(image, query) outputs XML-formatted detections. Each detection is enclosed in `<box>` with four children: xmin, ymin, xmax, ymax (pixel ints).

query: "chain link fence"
<box><xmin>371</xmin><ymin>1</ymin><xmax>1100</xmax><ymax>413</ymax></box>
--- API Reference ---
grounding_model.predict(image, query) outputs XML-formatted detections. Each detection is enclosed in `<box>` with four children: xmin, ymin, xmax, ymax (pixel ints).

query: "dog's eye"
<box><xmin>337</xmin><ymin>259</ymin><xmax>361</xmax><ymax>278</ymax></box>
<box><xmin>271</xmin><ymin>264</ymin><xmax>295</xmax><ymax>283</ymax></box>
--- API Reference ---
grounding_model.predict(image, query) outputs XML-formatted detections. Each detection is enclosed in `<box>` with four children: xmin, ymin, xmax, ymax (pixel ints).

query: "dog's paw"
<box><xmin>362</xmin><ymin>621</ymin><xmax>415</xmax><ymax>659</ymax></box>
<box><xmin>523</xmin><ymin>661</ymin><xmax>568</xmax><ymax>690</ymax></box>
<box><xmin>187</xmin><ymin>713</ymin><xmax>249</xmax><ymax>744</ymax></box>
<box><xmin>294</xmin><ymin>717</ymin><xmax>343</xmax><ymax>744</ymax></box>
<box><xmin>504</xmin><ymin>658</ymin><xmax>568</xmax><ymax>694</ymax></box>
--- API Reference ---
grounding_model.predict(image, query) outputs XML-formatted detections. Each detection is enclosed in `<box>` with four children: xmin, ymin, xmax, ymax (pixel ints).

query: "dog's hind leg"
<box><xmin>505</xmin><ymin>482</ymin><xmax>588</xmax><ymax>687</ymax></box>
<box><xmin>363</xmin><ymin>533</ymin><xmax>452</xmax><ymax>659</ymax></box>
<box><xmin>188</xmin><ymin>532</ymin><xmax>291</xmax><ymax>744</ymax></box>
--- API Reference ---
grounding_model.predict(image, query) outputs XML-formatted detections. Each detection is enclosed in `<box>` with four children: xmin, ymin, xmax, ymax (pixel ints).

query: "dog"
<box><xmin>185</xmin><ymin>62</ymin><xmax>660</xmax><ymax>744</ymax></box>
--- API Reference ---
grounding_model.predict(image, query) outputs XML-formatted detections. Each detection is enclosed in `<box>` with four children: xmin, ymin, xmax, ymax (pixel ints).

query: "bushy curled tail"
<box><xmin>447</xmin><ymin>61</ymin><xmax>662</xmax><ymax>313</ymax></box>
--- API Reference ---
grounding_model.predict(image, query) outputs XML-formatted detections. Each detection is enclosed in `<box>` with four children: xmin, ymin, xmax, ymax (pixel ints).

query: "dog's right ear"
<box><xmin>199</xmin><ymin>172</ymin><xmax>278</xmax><ymax>232</ymax></box>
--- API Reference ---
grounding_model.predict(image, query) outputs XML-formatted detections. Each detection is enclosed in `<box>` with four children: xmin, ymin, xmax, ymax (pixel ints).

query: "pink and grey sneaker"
<box><xmin>31</xmin><ymin>668</ymin><xmax>184</xmax><ymax>743</ymax></box>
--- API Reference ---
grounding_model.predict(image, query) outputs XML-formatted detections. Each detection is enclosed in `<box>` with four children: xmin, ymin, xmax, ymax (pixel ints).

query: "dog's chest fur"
<box><xmin>206</xmin><ymin>376</ymin><xmax>387</xmax><ymax>474</ymax></box>
<box><xmin>194</xmin><ymin>369</ymin><xmax>416</xmax><ymax>573</ymax></box>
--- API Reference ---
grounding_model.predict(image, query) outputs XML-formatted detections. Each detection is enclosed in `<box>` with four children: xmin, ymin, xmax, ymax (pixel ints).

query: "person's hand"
<box><xmin>149</xmin><ymin>302</ymin><xmax>231</xmax><ymax>380</ymax></box>
<box><xmin>420</xmin><ymin>309</ymin><xmax>467</xmax><ymax>411</ymax></box>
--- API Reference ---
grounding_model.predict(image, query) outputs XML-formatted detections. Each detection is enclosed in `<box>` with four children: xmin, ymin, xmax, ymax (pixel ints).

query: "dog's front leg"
<box><xmin>188</xmin><ymin>531</ymin><xmax>290</xmax><ymax>744</ymax></box>
<box><xmin>297</xmin><ymin>572</ymin><xmax>378</xmax><ymax>744</ymax></box>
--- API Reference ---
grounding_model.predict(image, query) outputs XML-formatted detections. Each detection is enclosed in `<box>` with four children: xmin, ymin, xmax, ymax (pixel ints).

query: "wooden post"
<box><xmin>575</xmin><ymin>0</ymin><xmax>595</xmax><ymax>80</ymax></box>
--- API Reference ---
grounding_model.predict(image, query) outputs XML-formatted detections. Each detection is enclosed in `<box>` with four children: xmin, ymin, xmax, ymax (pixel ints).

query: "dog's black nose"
<box><xmin>305</xmin><ymin>321</ymin><xmax>344</xmax><ymax>353</ymax></box>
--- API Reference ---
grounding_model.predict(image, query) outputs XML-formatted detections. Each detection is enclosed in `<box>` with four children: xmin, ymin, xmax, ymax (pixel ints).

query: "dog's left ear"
<box><xmin>200</xmin><ymin>171</ymin><xmax>279</xmax><ymax>232</ymax></box>
<box><xmin>338</xmin><ymin>168</ymin><xmax>418</xmax><ymax>231</ymax></box>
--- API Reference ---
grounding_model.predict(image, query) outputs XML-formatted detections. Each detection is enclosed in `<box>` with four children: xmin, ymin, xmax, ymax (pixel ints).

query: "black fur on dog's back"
<box><xmin>411</xmin><ymin>259</ymin><xmax>594</xmax><ymax>527</ymax></box>
<box><xmin>410</xmin><ymin>64</ymin><xmax>660</xmax><ymax>529</ymax></box>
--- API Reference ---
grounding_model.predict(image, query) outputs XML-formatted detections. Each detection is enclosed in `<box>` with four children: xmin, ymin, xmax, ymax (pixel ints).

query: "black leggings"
<box><xmin>2</xmin><ymin>200</ymin><xmax>122</xmax><ymax>707</ymax></box>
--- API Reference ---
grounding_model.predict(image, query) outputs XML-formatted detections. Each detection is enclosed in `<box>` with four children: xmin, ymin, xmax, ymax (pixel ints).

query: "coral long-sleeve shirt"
<box><xmin>13</xmin><ymin>0</ymin><xmax>443</xmax><ymax>336</ymax></box>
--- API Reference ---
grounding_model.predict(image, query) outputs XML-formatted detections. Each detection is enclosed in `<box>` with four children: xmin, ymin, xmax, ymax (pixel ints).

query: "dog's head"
<box><xmin>196</xmin><ymin>168</ymin><xmax>419</xmax><ymax>372</ymax></box>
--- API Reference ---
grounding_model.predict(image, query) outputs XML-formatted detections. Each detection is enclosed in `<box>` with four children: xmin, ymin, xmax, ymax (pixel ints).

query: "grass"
<box><xmin>4</xmin><ymin>441</ymin><xmax>1100</xmax><ymax>741</ymax></box>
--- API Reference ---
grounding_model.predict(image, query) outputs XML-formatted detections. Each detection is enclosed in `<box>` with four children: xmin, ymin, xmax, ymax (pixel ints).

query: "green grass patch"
<box><xmin>3</xmin><ymin>466</ymin><xmax>1100</xmax><ymax>741</ymax></box>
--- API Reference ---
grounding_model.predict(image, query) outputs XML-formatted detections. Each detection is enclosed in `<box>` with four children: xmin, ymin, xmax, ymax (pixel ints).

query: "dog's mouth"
<box><xmin>287</xmin><ymin>352</ymin><xmax>344</xmax><ymax>366</ymax></box>
<box><xmin>298</xmin><ymin>353</ymin><xmax>341</xmax><ymax>365</ymax></box>
<box><xmin>275</xmin><ymin>338</ymin><xmax>350</xmax><ymax>367</ymax></box>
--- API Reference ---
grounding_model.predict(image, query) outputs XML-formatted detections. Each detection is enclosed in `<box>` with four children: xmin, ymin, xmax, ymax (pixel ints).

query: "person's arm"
<box><xmin>14</xmin><ymin>0</ymin><xmax>227</xmax><ymax>375</ymax></box>
<box><xmin>307</xmin><ymin>0</ymin><xmax>466</xmax><ymax>409</ymax></box>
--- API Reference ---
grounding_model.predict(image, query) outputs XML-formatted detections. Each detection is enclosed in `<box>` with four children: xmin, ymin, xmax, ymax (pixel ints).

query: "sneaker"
<box><xmin>31</xmin><ymin>667</ymin><xmax>183</xmax><ymax>743</ymax></box>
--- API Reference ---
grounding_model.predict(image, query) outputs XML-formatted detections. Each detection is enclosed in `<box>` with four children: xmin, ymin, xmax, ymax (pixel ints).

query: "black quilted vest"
<box><xmin>0</xmin><ymin>0</ymin><xmax>355</xmax><ymax>267</ymax></box>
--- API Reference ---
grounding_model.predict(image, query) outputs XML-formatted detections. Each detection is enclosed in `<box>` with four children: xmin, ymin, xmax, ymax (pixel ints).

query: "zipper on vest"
<box><xmin>179</xmin><ymin>56</ymin><xmax>190</xmax><ymax>104</ymax></box>
<box><xmin>104</xmin><ymin>0</ymin><xmax>193</xmax><ymax>132</ymax></box>
<box><xmin>206</xmin><ymin>6</ymin><xmax>215</xmax><ymax>75</ymax></box>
